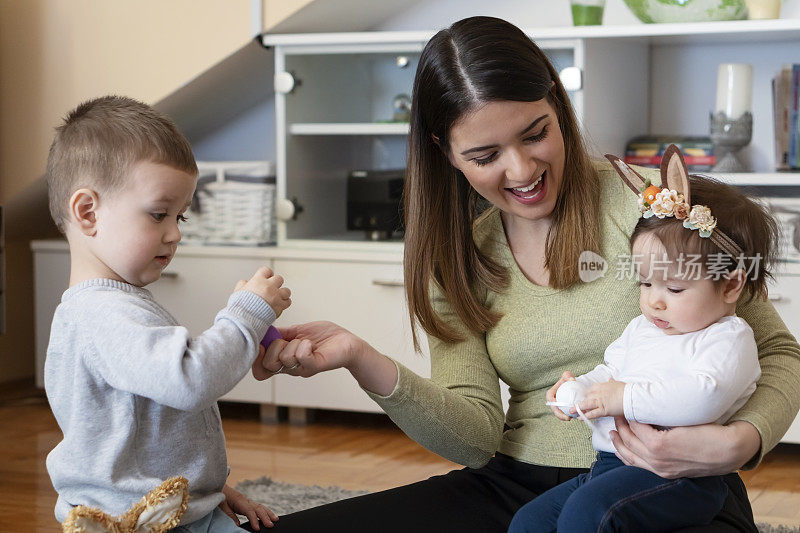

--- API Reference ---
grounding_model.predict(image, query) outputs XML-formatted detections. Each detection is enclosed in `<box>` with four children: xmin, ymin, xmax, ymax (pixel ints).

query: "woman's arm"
<box><xmin>347</xmin><ymin>340</ymin><xmax>400</xmax><ymax>397</ymax></box>
<box><xmin>729</xmin><ymin>296</ymin><xmax>800</xmax><ymax>467</ymax></box>
<box><xmin>610</xmin><ymin>418</ymin><xmax>760</xmax><ymax>478</ymax></box>
<box><xmin>252</xmin><ymin>320</ymin><xmax>400</xmax><ymax>395</ymax></box>
<box><xmin>258</xmin><ymin>316</ymin><xmax>506</xmax><ymax>469</ymax></box>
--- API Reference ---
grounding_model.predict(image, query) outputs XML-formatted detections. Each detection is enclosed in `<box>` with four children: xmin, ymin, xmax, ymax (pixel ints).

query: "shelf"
<box><xmin>289</xmin><ymin>122</ymin><xmax>409</xmax><ymax>135</ymax></box>
<box><xmin>263</xmin><ymin>19</ymin><xmax>800</xmax><ymax>47</ymax></box>
<box><xmin>527</xmin><ymin>18</ymin><xmax>800</xmax><ymax>45</ymax></box>
<box><xmin>707</xmin><ymin>172</ymin><xmax>800</xmax><ymax>186</ymax></box>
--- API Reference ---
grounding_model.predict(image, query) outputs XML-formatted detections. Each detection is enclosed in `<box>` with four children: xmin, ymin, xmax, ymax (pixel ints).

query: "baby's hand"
<box><xmin>220</xmin><ymin>484</ymin><xmax>278</xmax><ymax>530</ymax></box>
<box><xmin>234</xmin><ymin>266</ymin><xmax>292</xmax><ymax>318</ymax></box>
<box><xmin>547</xmin><ymin>371</ymin><xmax>576</xmax><ymax>421</ymax></box>
<box><xmin>576</xmin><ymin>379</ymin><xmax>626</xmax><ymax>420</ymax></box>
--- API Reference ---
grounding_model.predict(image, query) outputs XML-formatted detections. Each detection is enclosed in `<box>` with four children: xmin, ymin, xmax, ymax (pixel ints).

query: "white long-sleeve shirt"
<box><xmin>576</xmin><ymin>314</ymin><xmax>760</xmax><ymax>453</ymax></box>
<box><xmin>45</xmin><ymin>279</ymin><xmax>276</xmax><ymax>524</ymax></box>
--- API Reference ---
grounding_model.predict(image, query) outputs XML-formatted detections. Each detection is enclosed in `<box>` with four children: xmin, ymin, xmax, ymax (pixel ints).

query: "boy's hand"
<box><xmin>220</xmin><ymin>484</ymin><xmax>278</xmax><ymax>530</ymax></box>
<box><xmin>576</xmin><ymin>379</ymin><xmax>626</xmax><ymax>420</ymax></box>
<box><xmin>235</xmin><ymin>266</ymin><xmax>292</xmax><ymax>318</ymax></box>
<box><xmin>547</xmin><ymin>371</ymin><xmax>576</xmax><ymax>421</ymax></box>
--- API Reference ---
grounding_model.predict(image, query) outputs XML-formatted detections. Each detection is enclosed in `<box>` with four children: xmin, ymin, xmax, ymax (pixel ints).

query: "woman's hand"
<box><xmin>610</xmin><ymin>418</ymin><xmax>761</xmax><ymax>478</ymax></box>
<box><xmin>547</xmin><ymin>371</ymin><xmax>576</xmax><ymax>421</ymax></box>
<box><xmin>254</xmin><ymin>321</ymin><xmax>363</xmax><ymax>379</ymax></box>
<box><xmin>220</xmin><ymin>484</ymin><xmax>278</xmax><ymax>530</ymax></box>
<box><xmin>252</xmin><ymin>321</ymin><xmax>399</xmax><ymax>396</ymax></box>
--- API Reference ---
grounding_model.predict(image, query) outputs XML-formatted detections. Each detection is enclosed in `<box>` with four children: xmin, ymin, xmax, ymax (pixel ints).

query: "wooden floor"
<box><xmin>2</xmin><ymin>384</ymin><xmax>800</xmax><ymax>532</ymax></box>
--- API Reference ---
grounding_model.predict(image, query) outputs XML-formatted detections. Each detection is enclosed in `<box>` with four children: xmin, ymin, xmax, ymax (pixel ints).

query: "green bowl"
<box><xmin>623</xmin><ymin>0</ymin><xmax>748</xmax><ymax>23</ymax></box>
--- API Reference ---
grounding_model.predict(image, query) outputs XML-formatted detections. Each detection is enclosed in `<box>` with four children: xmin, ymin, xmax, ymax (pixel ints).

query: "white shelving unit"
<box><xmin>265</xmin><ymin>21</ymin><xmax>800</xmax><ymax>252</ymax></box>
<box><xmin>262</xmin><ymin>19</ymin><xmax>800</xmax><ymax>46</ymax></box>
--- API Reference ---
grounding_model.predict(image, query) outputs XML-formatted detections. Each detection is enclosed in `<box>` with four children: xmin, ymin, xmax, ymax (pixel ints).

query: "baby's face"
<box><xmin>632</xmin><ymin>233</ymin><xmax>732</xmax><ymax>335</ymax></box>
<box><xmin>90</xmin><ymin>161</ymin><xmax>197</xmax><ymax>287</ymax></box>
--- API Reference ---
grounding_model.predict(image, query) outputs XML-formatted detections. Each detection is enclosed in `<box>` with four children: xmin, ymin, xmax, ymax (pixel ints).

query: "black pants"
<box><xmin>265</xmin><ymin>454</ymin><xmax>756</xmax><ymax>533</ymax></box>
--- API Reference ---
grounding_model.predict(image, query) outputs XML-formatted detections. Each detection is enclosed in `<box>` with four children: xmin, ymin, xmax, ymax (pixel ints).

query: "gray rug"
<box><xmin>758</xmin><ymin>527</ymin><xmax>800</xmax><ymax>533</ymax></box>
<box><xmin>236</xmin><ymin>477</ymin><xmax>799</xmax><ymax>532</ymax></box>
<box><xmin>236</xmin><ymin>476</ymin><xmax>369</xmax><ymax>516</ymax></box>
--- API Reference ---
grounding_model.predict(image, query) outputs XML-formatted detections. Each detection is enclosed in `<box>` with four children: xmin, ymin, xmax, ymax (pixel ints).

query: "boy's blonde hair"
<box><xmin>46</xmin><ymin>95</ymin><xmax>198</xmax><ymax>233</ymax></box>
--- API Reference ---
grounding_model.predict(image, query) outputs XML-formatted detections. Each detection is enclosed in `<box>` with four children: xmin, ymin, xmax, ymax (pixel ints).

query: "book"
<box><xmin>772</xmin><ymin>67</ymin><xmax>792</xmax><ymax>170</ymax></box>
<box><xmin>624</xmin><ymin>136</ymin><xmax>714</xmax><ymax>171</ymax></box>
<box><xmin>794</xmin><ymin>65</ymin><xmax>800</xmax><ymax>169</ymax></box>
<box><xmin>772</xmin><ymin>64</ymin><xmax>800</xmax><ymax>170</ymax></box>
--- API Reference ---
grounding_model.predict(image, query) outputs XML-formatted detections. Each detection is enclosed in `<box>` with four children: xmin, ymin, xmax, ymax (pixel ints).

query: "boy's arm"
<box><xmin>88</xmin><ymin>290</ymin><xmax>276</xmax><ymax>411</ymax></box>
<box><xmin>623</xmin><ymin>326</ymin><xmax>760</xmax><ymax>427</ymax></box>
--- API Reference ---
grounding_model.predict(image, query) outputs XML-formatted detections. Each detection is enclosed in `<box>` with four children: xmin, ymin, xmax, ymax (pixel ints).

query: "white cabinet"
<box><xmin>271</xmin><ymin>39</ymin><xmax>421</xmax><ymax>247</ymax></box>
<box><xmin>768</xmin><ymin>261</ymin><xmax>800</xmax><ymax>444</ymax></box>
<box><xmin>270</xmin><ymin>257</ymin><xmax>428</xmax><ymax>412</ymax></box>
<box><xmin>265</xmin><ymin>23</ymin><xmax>800</xmax><ymax>253</ymax></box>
<box><xmin>265</xmin><ymin>32</ymin><xmax>648</xmax><ymax>248</ymax></box>
<box><xmin>32</xmin><ymin>244</ymin><xmax>71</xmax><ymax>389</ymax></box>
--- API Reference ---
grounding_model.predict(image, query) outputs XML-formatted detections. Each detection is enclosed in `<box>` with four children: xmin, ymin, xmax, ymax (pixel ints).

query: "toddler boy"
<box><xmin>44</xmin><ymin>95</ymin><xmax>287</xmax><ymax>531</ymax></box>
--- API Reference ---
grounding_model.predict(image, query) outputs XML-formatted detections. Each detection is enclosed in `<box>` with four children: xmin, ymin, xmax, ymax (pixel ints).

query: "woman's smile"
<box><xmin>506</xmin><ymin>171</ymin><xmax>547</xmax><ymax>204</ymax></box>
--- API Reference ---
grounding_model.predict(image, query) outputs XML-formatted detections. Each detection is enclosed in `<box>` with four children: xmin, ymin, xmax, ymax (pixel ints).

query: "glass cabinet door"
<box><xmin>279</xmin><ymin>47</ymin><xmax>420</xmax><ymax>243</ymax></box>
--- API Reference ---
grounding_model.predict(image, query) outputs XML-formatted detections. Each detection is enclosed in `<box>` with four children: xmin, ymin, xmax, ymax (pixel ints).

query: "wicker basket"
<box><xmin>182</xmin><ymin>162</ymin><xmax>276</xmax><ymax>246</ymax></box>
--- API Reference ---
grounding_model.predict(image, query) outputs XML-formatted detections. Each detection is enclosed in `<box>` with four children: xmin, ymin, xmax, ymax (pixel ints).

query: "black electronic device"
<box><xmin>346</xmin><ymin>169</ymin><xmax>404</xmax><ymax>240</ymax></box>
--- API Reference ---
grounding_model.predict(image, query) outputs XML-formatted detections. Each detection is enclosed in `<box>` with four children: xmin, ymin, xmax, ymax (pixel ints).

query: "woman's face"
<box><xmin>446</xmin><ymin>99</ymin><xmax>565</xmax><ymax>224</ymax></box>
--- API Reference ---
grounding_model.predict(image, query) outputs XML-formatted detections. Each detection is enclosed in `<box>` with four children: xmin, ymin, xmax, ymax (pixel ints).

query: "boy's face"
<box><xmin>89</xmin><ymin>161</ymin><xmax>197</xmax><ymax>287</ymax></box>
<box><xmin>632</xmin><ymin>233</ymin><xmax>731</xmax><ymax>335</ymax></box>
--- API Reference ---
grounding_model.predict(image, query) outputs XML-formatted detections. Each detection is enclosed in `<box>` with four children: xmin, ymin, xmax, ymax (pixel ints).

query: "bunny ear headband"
<box><xmin>604</xmin><ymin>144</ymin><xmax>743</xmax><ymax>259</ymax></box>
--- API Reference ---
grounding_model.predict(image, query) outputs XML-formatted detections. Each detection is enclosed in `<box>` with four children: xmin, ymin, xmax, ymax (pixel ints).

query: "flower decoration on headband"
<box><xmin>605</xmin><ymin>144</ymin><xmax>743</xmax><ymax>258</ymax></box>
<box><xmin>684</xmin><ymin>205</ymin><xmax>717</xmax><ymax>238</ymax></box>
<box><xmin>636</xmin><ymin>178</ymin><xmax>717</xmax><ymax>238</ymax></box>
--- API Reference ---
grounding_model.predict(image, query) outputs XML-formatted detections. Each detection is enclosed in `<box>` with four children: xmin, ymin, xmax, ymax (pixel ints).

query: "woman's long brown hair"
<box><xmin>404</xmin><ymin>16</ymin><xmax>601</xmax><ymax>351</ymax></box>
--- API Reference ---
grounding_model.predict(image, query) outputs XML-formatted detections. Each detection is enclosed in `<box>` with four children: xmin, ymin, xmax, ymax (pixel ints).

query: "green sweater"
<box><xmin>368</xmin><ymin>162</ymin><xmax>800</xmax><ymax>470</ymax></box>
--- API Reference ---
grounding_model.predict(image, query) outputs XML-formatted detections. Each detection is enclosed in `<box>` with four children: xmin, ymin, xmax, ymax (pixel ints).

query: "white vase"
<box><xmin>744</xmin><ymin>0</ymin><xmax>782</xmax><ymax>19</ymax></box>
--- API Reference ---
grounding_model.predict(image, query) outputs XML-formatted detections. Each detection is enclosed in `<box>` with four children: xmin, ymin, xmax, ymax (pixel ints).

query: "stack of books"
<box><xmin>623</xmin><ymin>136</ymin><xmax>715</xmax><ymax>172</ymax></box>
<box><xmin>772</xmin><ymin>64</ymin><xmax>800</xmax><ymax>170</ymax></box>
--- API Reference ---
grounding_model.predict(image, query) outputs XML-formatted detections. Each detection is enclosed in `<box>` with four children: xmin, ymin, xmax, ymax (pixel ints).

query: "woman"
<box><xmin>255</xmin><ymin>16</ymin><xmax>800</xmax><ymax>532</ymax></box>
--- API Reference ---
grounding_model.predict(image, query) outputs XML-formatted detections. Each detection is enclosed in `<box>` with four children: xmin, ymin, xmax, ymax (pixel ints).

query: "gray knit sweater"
<box><xmin>45</xmin><ymin>279</ymin><xmax>275</xmax><ymax>524</ymax></box>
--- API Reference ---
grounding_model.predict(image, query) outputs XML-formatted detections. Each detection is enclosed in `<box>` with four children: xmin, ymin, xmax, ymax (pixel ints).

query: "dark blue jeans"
<box><xmin>508</xmin><ymin>452</ymin><xmax>729</xmax><ymax>533</ymax></box>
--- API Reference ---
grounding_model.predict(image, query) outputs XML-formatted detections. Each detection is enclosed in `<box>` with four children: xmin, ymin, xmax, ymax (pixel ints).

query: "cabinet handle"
<box><xmin>160</xmin><ymin>271</ymin><xmax>179</xmax><ymax>279</ymax></box>
<box><xmin>274</xmin><ymin>71</ymin><xmax>296</xmax><ymax>94</ymax></box>
<box><xmin>276</xmin><ymin>197</ymin><xmax>304</xmax><ymax>221</ymax></box>
<box><xmin>372</xmin><ymin>279</ymin><xmax>404</xmax><ymax>287</ymax></box>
